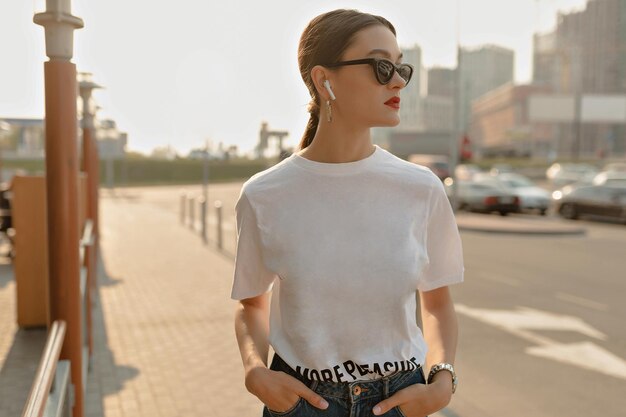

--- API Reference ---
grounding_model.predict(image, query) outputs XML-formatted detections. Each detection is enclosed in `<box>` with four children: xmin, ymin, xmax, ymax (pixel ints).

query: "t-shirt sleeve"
<box><xmin>417</xmin><ymin>179</ymin><xmax>465</xmax><ymax>292</ymax></box>
<box><xmin>230</xmin><ymin>190</ymin><xmax>277</xmax><ymax>300</ymax></box>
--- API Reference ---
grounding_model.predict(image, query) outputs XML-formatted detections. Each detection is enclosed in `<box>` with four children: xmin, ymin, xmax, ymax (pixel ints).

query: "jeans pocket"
<box><xmin>393</xmin><ymin>405</ymin><xmax>408</xmax><ymax>417</ymax></box>
<box><xmin>267</xmin><ymin>397</ymin><xmax>304</xmax><ymax>417</ymax></box>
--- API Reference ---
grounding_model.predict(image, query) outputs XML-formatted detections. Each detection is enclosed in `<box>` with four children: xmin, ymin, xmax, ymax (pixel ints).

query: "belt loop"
<box><xmin>383</xmin><ymin>376</ymin><xmax>389</xmax><ymax>398</ymax></box>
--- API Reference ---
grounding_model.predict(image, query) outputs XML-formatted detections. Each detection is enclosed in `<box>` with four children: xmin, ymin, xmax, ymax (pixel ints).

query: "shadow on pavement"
<box><xmin>86</xmin><ymin>253</ymin><xmax>140</xmax><ymax>416</ymax></box>
<box><xmin>0</xmin><ymin>254</ymin><xmax>139</xmax><ymax>417</ymax></box>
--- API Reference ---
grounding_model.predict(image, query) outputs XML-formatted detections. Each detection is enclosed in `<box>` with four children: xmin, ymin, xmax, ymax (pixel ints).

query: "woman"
<box><xmin>232</xmin><ymin>9</ymin><xmax>464</xmax><ymax>417</ymax></box>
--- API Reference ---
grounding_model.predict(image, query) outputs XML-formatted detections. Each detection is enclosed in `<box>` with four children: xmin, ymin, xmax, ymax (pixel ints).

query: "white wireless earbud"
<box><xmin>323</xmin><ymin>80</ymin><xmax>336</xmax><ymax>100</ymax></box>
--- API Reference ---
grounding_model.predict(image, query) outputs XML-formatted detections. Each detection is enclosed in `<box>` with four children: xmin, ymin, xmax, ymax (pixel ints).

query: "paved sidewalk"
<box><xmin>0</xmin><ymin>258</ymin><xmax>47</xmax><ymax>417</ymax></box>
<box><xmin>89</xmin><ymin>190</ymin><xmax>257</xmax><ymax>417</ymax></box>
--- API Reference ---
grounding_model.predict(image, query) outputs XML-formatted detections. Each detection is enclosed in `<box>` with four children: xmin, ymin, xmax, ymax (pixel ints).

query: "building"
<box><xmin>427</xmin><ymin>67</ymin><xmax>455</xmax><ymax>98</ymax></box>
<box><xmin>532</xmin><ymin>0</ymin><xmax>626</xmax><ymax>156</ymax></box>
<box><xmin>96</xmin><ymin>119</ymin><xmax>127</xmax><ymax>160</ymax></box>
<box><xmin>0</xmin><ymin>117</ymin><xmax>127</xmax><ymax>160</ymax></box>
<box><xmin>422</xmin><ymin>95</ymin><xmax>453</xmax><ymax>132</ymax></box>
<box><xmin>470</xmin><ymin>83</ymin><xmax>553</xmax><ymax>158</ymax></box>
<box><xmin>459</xmin><ymin>44</ymin><xmax>515</xmax><ymax>132</ymax></box>
<box><xmin>0</xmin><ymin>118</ymin><xmax>45</xmax><ymax>159</ymax></box>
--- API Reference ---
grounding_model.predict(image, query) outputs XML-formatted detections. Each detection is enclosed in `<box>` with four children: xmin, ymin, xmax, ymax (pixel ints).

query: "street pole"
<box><xmin>450</xmin><ymin>0</ymin><xmax>462</xmax><ymax>213</ymax></box>
<box><xmin>203</xmin><ymin>139</ymin><xmax>209</xmax><ymax>203</ymax></box>
<box><xmin>202</xmin><ymin>140</ymin><xmax>209</xmax><ymax>242</ymax></box>
<box><xmin>34</xmin><ymin>1</ymin><xmax>85</xmax><ymax>416</ymax></box>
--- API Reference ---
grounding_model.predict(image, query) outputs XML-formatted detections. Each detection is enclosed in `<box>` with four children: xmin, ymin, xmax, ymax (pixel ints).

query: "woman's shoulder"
<box><xmin>240</xmin><ymin>155</ymin><xmax>296</xmax><ymax>197</ymax></box>
<box><xmin>377</xmin><ymin>148</ymin><xmax>441</xmax><ymax>187</ymax></box>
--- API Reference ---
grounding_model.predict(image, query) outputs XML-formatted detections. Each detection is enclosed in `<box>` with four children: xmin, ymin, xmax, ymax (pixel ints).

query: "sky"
<box><xmin>0</xmin><ymin>0</ymin><xmax>588</xmax><ymax>156</ymax></box>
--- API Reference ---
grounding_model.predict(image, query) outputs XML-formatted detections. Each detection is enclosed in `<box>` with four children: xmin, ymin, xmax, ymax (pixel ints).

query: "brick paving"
<box><xmin>89</xmin><ymin>186</ymin><xmax>259</xmax><ymax>417</ymax></box>
<box><xmin>0</xmin><ymin>256</ymin><xmax>47</xmax><ymax>417</ymax></box>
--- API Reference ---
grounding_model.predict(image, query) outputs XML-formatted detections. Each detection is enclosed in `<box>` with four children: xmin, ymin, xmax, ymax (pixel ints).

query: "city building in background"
<box><xmin>470</xmin><ymin>82</ymin><xmax>554</xmax><ymax>158</ymax></box>
<box><xmin>97</xmin><ymin>119</ymin><xmax>127</xmax><ymax>160</ymax></box>
<box><xmin>0</xmin><ymin>118</ymin><xmax>45</xmax><ymax>159</ymax></box>
<box><xmin>459</xmin><ymin>44</ymin><xmax>515</xmax><ymax>132</ymax></box>
<box><xmin>531</xmin><ymin>0</ymin><xmax>626</xmax><ymax>157</ymax></box>
<box><xmin>0</xmin><ymin>116</ymin><xmax>128</xmax><ymax>161</ymax></box>
<box><xmin>398</xmin><ymin>45</ymin><xmax>426</xmax><ymax>131</ymax></box>
<box><xmin>424</xmin><ymin>67</ymin><xmax>455</xmax><ymax>132</ymax></box>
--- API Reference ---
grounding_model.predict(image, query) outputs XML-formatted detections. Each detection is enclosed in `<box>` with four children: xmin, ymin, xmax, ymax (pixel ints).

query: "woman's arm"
<box><xmin>235</xmin><ymin>292</ymin><xmax>271</xmax><ymax>381</ymax></box>
<box><xmin>420</xmin><ymin>285</ymin><xmax>458</xmax><ymax>399</ymax></box>
<box><xmin>234</xmin><ymin>293</ymin><xmax>329</xmax><ymax>412</ymax></box>
<box><xmin>372</xmin><ymin>286</ymin><xmax>458</xmax><ymax>416</ymax></box>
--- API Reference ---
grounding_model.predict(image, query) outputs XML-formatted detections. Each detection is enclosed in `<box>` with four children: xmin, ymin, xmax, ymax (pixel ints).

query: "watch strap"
<box><xmin>427</xmin><ymin>363</ymin><xmax>457</xmax><ymax>394</ymax></box>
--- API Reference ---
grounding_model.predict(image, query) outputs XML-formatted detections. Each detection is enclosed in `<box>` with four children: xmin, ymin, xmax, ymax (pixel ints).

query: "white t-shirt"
<box><xmin>231</xmin><ymin>144</ymin><xmax>464</xmax><ymax>383</ymax></box>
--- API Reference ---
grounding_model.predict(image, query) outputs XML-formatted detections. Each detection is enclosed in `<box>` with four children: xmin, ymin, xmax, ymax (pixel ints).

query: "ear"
<box><xmin>310</xmin><ymin>65</ymin><xmax>334</xmax><ymax>101</ymax></box>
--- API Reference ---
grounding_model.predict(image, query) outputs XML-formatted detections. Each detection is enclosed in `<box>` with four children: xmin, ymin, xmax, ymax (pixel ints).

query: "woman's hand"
<box><xmin>372</xmin><ymin>376</ymin><xmax>453</xmax><ymax>416</ymax></box>
<box><xmin>245</xmin><ymin>366</ymin><xmax>329</xmax><ymax>413</ymax></box>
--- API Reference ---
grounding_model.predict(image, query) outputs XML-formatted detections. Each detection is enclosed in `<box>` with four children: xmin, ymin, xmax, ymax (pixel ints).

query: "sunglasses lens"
<box><xmin>398</xmin><ymin>64</ymin><xmax>413</xmax><ymax>84</ymax></box>
<box><xmin>376</xmin><ymin>60</ymin><xmax>395</xmax><ymax>83</ymax></box>
<box><xmin>376</xmin><ymin>60</ymin><xmax>413</xmax><ymax>85</ymax></box>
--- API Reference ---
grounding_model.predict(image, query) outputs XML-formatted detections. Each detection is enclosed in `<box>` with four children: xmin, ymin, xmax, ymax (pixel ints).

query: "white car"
<box><xmin>475</xmin><ymin>173</ymin><xmax>550</xmax><ymax>215</ymax></box>
<box><xmin>545</xmin><ymin>163</ymin><xmax>598</xmax><ymax>189</ymax></box>
<box><xmin>592</xmin><ymin>171</ymin><xmax>626</xmax><ymax>186</ymax></box>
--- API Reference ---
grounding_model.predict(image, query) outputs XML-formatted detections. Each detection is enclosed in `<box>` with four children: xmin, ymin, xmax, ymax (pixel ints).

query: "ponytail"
<box><xmin>298</xmin><ymin>99</ymin><xmax>320</xmax><ymax>150</ymax></box>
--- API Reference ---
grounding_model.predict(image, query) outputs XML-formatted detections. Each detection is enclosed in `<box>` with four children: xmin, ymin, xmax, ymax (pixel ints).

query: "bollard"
<box><xmin>199</xmin><ymin>197</ymin><xmax>207</xmax><ymax>242</ymax></box>
<box><xmin>189</xmin><ymin>196</ymin><xmax>196</xmax><ymax>230</ymax></box>
<box><xmin>180</xmin><ymin>192</ymin><xmax>187</xmax><ymax>225</ymax></box>
<box><xmin>215</xmin><ymin>200</ymin><xmax>223</xmax><ymax>250</ymax></box>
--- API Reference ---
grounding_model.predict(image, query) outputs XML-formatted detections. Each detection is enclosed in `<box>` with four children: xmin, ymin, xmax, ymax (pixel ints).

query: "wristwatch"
<box><xmin>427</xmin><ymin>363</ymin><xmax>457</xmax><ymax>394</ymax></box>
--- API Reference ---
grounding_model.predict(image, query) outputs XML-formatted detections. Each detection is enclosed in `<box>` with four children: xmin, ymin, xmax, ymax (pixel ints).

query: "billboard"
<box><xmin>581</xmin><ymin>95</ymin><xmax>626</xmax><ymax>123</ymax></box>
<box><xmin>529</xmin><ymin>94</ymin><xmax>626</xmax><ymax>123</ymax></box>
<box><xmin>528</xmin><ymin>95</ymin><xmax>576</xmax><ymax>122</ymax></box>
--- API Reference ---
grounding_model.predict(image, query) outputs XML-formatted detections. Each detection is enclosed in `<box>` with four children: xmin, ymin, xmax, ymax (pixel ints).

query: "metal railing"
<box><xmin>22</xmin><ymin>320</ymin><xmax>72</xmax><ymax>417</ymax></box>
<box><xmin>79</xmin><ymin>219</ymin><xmax>94</xmax><ymax>398</ymax></box>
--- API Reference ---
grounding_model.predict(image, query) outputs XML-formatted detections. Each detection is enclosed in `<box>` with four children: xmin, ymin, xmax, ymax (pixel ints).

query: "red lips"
<box><xmin>385</xmin><ymin>97</ymin><xmax>400</xmax><ymax>105</ymax></box>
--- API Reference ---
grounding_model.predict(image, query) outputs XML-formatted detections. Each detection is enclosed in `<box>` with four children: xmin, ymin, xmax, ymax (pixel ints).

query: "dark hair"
<box><xmin>297</xmin><ymin>9</ymin><xmax>396</xmax><ymax>150</ymax></box>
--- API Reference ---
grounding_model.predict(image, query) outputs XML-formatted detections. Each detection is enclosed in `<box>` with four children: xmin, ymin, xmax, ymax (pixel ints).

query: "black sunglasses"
<box><xmin>323</xmin><ymin>58</ymin><xmax>414</xmax><ymax>86</ymax></box>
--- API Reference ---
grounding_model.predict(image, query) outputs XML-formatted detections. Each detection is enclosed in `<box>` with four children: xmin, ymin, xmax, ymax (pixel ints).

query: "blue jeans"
<box><xmin>262</xmin><ymin>354</ymin><xmax>428</xmax><ymax>417</ymax></box>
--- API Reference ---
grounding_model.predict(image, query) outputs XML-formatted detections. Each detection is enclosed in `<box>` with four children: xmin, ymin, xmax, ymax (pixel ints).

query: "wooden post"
<box><xmin>43</xmin><ymin>58</ymin><xmax>84</xmax><ymax>417</ymax></box>
<box><xmin>34</xmin><ymin>2</ymin><xmax>85</xmax><ymax>416</ymax></box>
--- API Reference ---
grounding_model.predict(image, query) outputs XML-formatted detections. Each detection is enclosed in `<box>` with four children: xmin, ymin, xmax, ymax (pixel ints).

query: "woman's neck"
<box><xmin>298</xmin><ymin>120</ymin><xmax>374</xmax><ymax>163</ymax></box>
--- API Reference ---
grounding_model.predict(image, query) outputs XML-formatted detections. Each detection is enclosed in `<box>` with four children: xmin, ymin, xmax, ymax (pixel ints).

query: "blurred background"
<box><xmin>0</xmin><ymin>1</ymin><xmax>625</xmax><ymax>417</ymax></box>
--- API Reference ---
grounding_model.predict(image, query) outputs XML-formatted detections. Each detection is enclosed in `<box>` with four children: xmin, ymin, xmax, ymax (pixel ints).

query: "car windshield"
<box><xmin>471</xmin><ymin>181</ymin><xmax>508</xmax><ymax>192</ymax></box>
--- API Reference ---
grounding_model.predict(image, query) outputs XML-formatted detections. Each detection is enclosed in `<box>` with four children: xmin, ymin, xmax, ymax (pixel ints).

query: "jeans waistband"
<box><xmin>269</xmin><ymin>353</ymin><xmax>423</xmax><ymax>401</ymax></box>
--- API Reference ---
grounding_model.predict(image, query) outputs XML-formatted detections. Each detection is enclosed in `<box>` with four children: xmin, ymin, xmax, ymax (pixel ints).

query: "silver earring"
<box><xmin>326</xmin><ymin>100</ymin><xmax>332</xmax><ymax>123</ymax></box>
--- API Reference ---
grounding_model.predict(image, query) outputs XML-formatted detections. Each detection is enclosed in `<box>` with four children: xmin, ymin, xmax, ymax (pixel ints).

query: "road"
<box><xmin>101</xmin><ymin>182</ymin><xmax>626</xmax><ymax>417</ymax></box>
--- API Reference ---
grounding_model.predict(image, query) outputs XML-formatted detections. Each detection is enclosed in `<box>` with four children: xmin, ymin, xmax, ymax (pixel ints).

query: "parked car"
<box><xmin>490</xmin><ymin>173</ymin><xmax>551</xmax><ymax>215</ymax></box>
<box><xmin>545</xmin><ymin>163</ymin><xmax>598</xmax><ymax>189</ymax></box>
<box><xmin>455</xmin><ymin>164</ymin><xmax>482</xmax><ymax>180</ymax></box>
<box><xmin>552</xmin><ymin>184</ymin><xmax>626</xmax><ymax>223</ymax></box>
<box><xmin>602</xmin><ymin>162</ymin><xmax>626</xmax><ymax>173</ymax></box>
<box><xmin>408</xmin><ymin>154</ymin><xmax>450</xmax><ymax>181</ymax></box>
<box><xmin>591</xmin><ymin>171</ymin><xmax>626</xmax><ymax>186</ymax></box>
<box><xmin>489</xmin><ymin>163</ymin><xmax>514</xmax><ymax>175</ymax></box>
<box><xmin>446</xmin><ymin>180</ymin><xmax>520</xmax><ymax>216</ymax></box>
